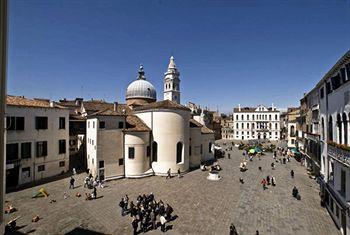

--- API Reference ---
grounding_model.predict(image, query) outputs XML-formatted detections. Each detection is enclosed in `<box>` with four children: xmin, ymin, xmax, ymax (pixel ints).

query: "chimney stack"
<box><xmin>114</xmin><ymin>102</ymin><xmax>118</xmax><ymax>112</ymax></box>
<box><xmin>49</xmin><ymin>100</ymin><xmax>54</xmax><ymax>108</ymax></box>
<box><xmin>238</xmin><ymin>104</ymin><xmax>241</xmax><ymax>111</ymax></box>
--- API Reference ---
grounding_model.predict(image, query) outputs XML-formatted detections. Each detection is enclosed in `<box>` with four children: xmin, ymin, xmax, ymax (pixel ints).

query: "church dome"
<box><xmin>126</xmin><ymin>65</ymin><xmax>157</xmax><ymax>101</ymax></box>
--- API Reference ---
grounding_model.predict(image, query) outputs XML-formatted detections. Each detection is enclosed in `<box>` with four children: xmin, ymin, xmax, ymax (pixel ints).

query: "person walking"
<box><xmin>229</xmin><ymin>223</ymin><xmax>238</xmax><ymax>235</ymax></box>
<box><xmin>166</xmin><ymin>169</ymin><xmax>171</xmax><ymax>179</ymax></box>
<box><xmin>261</xmin><ymin>178</ymin><xmax>267</xmax><ymax>190</ymax></box>
<box><xmin>119</xmin><ymin>198</ymin><xmax>125</xmax><ymax>216</ymax></box>
<box><xmin>124</xmin><ymin>195</ymin><xmax>129</xmax><ymax>213</ymax></box>
<box><xmin>271</xmin><ymin>176</ymin><xmax>276</xmax><ymax>186</ymax></box>
<box><xmin>69</xmin><ymin>176</ymin><xmax>75</xmax><ymax>189</ymax></box>
<box><xmin>177</xmin><ymin>168</ymin><xmax>181</xmax><ymax>178</ymax></box>
<box><xmin>151</xmin><ymin>209</ymin><xmax>157</xmax><ymax>230</ymax></box>
<box><xmin>266</xmin><ymin>175</ymin><xmax>270</xmax><ymax>185</ymax></box>
<box><xmin>290</xmin><ymin>170</ymin><xmax>294</xmax><ymax>178</ymax></box>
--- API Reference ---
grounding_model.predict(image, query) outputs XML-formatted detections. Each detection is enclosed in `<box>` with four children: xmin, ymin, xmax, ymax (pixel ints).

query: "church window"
<box><xmin>128</xmin><ymin>147</ymin><xmax>135</xmax><ymax>159</ymax></box>
<box><xmin>176</xmin><ymin>142</ymin><xmax>183</xmax><ymax>163</ymax></box>
<box><xmin>152</xmin><ymin>142</ymin><xmax>158</xmax><ymax>162</ymax></box>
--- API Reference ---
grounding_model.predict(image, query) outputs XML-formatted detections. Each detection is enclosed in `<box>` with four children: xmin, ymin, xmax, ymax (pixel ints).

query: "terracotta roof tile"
<box><xmin>124</xmin><ymin>115</ymin><xmax>151</xmax><ymax>132</ymax></box>
<box><xmin>133</xmin><ymin>100</ymin><xmax>190</xmax><ymax>112</ymax></box>
<box><xmin>6</xmin><ymin>95</ymin><xmax>66</xmax><ymax>109</ymax></box>
<box><xmin>190</xmin><ymin>119</ymin><xmax>203</xmax><ymax>128</ymax></box>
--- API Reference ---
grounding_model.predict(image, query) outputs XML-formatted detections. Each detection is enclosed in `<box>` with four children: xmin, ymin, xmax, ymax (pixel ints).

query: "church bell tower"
<box><xmin>163</xmin><ymin>56</ymin><xmax>180</xmax><ymax>104</ymax></box>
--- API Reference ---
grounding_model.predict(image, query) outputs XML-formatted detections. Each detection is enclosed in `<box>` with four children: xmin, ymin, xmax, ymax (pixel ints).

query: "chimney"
<box><xmin>238</xmin><ymin>104</ymin><xmax>241</xmax><ymax>111</ymax></box>
<box><xmin>114</xmin><ymin>102</ymin><xmax>118</xmax><ymax>112</ymax></box>
<box><xmin>49</xmin><ymin>101</ymin><xmax>54</xmax><ymax>108</ymax></box>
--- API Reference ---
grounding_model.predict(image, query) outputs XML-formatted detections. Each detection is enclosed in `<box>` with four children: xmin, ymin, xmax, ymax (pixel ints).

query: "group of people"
<box><xmin>84</xmin><ymin>174</ymin><xmax>104</xmax><ymax>189</ymax></box>
<box><xmin>119</xmin><ymin>193</ymin><xmax>174</xmax><ymax>234</ymax></box>
<box><xmin>260</xmin><ymin>175</ymin><xmax>276</xmax><ymax>189</ymax></box>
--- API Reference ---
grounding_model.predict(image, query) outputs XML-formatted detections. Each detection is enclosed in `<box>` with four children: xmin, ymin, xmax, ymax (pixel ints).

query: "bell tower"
<box><xmin>163</xmin><ymin>56</ymin><xmax>180</xmax><ymax>104</ymax></box>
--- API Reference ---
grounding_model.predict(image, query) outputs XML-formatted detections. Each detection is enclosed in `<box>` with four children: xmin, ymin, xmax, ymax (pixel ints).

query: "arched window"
<box><xmin>241</xmin><ymin>123</ymin><xmax>244</xmax><ymax>129</ymax></box>
<box><xmin>252</xmin><ymin>123</ymin><xmax>255</xmax><ymax>129</ymax></box>
<box><xmin>209</xmin><ymin>142</ymin><xmax>212</xmax><ymax>153</ymax></box>
<box><xmin>252</xmin><ymin>115</ymin><xmax>255</xmax><ymax>120</ymax></box>
<box><xmin>247</xmin><ymin>123</ymin><xmax>250</xmax><ymax>129</ymax></box>
<box><xmin>241</xmin><ymin>114</ymin><xmax>244</xmax><ymax>120</ymax></box>
<box><xmin>176</xmin><ymin>142</ymin><xmax>183</xmax><ymax>163</ymax></box>
<box><xmin>328</xmin><ymin>116</ymin><xmax>333</xmax><ymax>141</ymax></box>
<box><xmin>275</xmin><ymin>123</ymin><xmax>278</xmax><ymax>129</ymax></box>
<box><xmin>152</xmin><ymin>141</ymin><xmax>158</xmax><ymax>162</ymax></box>
<box><xmin>342</xmin><ymin>113</ymin><xmax>348</xmax><ymax>145</ymax></box>
<box><xmin>337</xmin><ymin>114</ymin><xmax>342</xmax><ymax>144</ymax></box>
<box><xmin>236</xmin><ymin>123</ymin><xmax>238</xmax><ymax>129</ymax></box>
<box><xmin>321</xmin><ymin>118</ymin><xmax>325</xmax><ymax>140</ymax></box>
<box><xmin>275</xmin><ymin>114</ymin><xmax>278</xmax><ymax>120</ymax></box>
<box><xmin>269</xmin><ymin>123</ymin><xmax>272</xmax><ymax>129</ymax></box>
<box><xmin>236</xmin><ymin>115</ymin><xmax>238</xmax><ymax>120</ymax></box>
<box><xmin>269</xmin><ymin>115</ymin><xmax>271</xmax><ymax>120</ymax></box>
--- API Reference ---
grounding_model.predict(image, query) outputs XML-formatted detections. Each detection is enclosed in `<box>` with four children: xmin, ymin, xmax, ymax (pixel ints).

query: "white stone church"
<box><xmin>86</xmin><ymin>57</ymin><xmax>215</xmax><ymax>180</ymax></box>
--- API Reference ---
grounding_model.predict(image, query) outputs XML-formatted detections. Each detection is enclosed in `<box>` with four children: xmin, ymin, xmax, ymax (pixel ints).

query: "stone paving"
<box><xmin>5</xmin><ymin>141</ymin><xmax>340</xmax><ymax>235</ymax></box>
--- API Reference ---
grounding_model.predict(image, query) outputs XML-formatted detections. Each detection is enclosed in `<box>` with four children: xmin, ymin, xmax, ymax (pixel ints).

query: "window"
<box><xmin>36</xmin><ymin>141</ymin><xmax>47</xmax><ymax>157</ymax></box>
<box><xmin>176</xmin><ymin>142</ymin><xmax>183</xmax><ymax>163</ymax></box>
<box><xmin>209</xmin><ymin>143</ymin><xmax>212</xmax><ymax>153</ymax></box>
<box><xmin>340</xmin><ymin>68</ymin><xmax>346</xmax><ymax>83</ymax></box>
<box><xmin>21</xmin><ymin>142</ymin><xmax>31</xmax><ymax>159</ymax></box>
<box><xmin>247</xmin><ymin>123</ymin><xmax>250</xmax><ymax>129</ymax></box>
<box><xmin>22</xmin><ymin>167</ymin><xmax>30</xmax><ymax>177</ymax></box>
<box><xmin>38</xmin><ymin>165</ymin><xmax>45</xmax><ymax>172</ymax></box>
<box><xmin>275</xmin><ymin>114</ymin><xmax>278</xmax><ymax>120</ymax></box>
<box><xmin>346</xmin><ymin>63</ymin><xmax>350</xmax><ymax>80</ymax></box>
<box><xmin>189</xmin><ymin>146</ymin><xmax>192</xmax><ymax>156</ymax></box>
<box><xmin>88</xmin><ymin>121</ymin><xmax>90</xmax><ymax>128</ymax></box>
<box><xmin>252</xmin><ymin>115</ymin><xmax>255</xmax><ymax>120</ymax></box>
<box><xmin>328</xmin><ymin>116</ymin><xmax>333</xmax><ymax>141</ymax></box>
<box><xmin>59</xmin><ymin>117</ymin><xmax>65</xmax><ymax>129</ymax></box>
<box><xmin>35</xmin><ymin>117</ymin><xmax>48</xmax><ymax>129</ymax></box>
<box><xmin>320</xmin><ymin>87</ymin><xmax>324</xmax><ymax>99</ymax></box>
<box><xmin>331</xmin><ymin>74</ymin><xmax>341</xmax><ymax>90</ymax></box>
<box><xmin>291</xmin><ymin>139</ymin><xmax>295</xmax><ymax>144</ymax></box>
<box><xmin>118</xmin><ymin>122</ymin><xmax>124</xmax><ymax>129</ymax></box>
<box><xmin>99</xmin><ymin>121</ymin><xmax>105</xmax><ymax>129</ymax></box>
<box><xmin>326</xmin><ymin>82</ymin><xmax>332</xmax><ymax>94</ymax></box>
<box><xmin>152</xmin><ymin>142</ymin><xmax>158</xmax><ymax>162</ymax></box>
<box><xmin>6</xmin><ymin>117</ymin><xmax>24</xmax><ymax>130</ymax></box>
<box><xmin>340</xmin><ymin>170</ymin><xmax>346</xmax><ymax>196</ymax></box>
<box><xmin>119</xmin><ymin>158</ymin><xmax>124</xmax><ymax>165</ymax></box>
<box><xmin>247</xmin><ymin>115</ymin><xmax>249</xmax><ymax>120</ymax></box>
<box><xmin>128</xmin><ymin>147</ymin><xmax>135</xmax><ymax>159</ymax></box>
<box><xmin>321</xmin><ymin>118</ymin><xmax>325</xmax><ymax>140</ymax></box>
<box><xmin>269</xmin><ymin>115</ymin><xmax>271</xmax><ymax>120</ymax></box>
<box><xmin>59</xmin><ymin>140</ymin><xmax>66</xmax><ymax>154</ymax></box>
<box><xmin>93</xmin><ymin>121</ymin><xmax>95</xmax><ymax>128</ymax></box>
<box><xmin>6</xmin><ymin>143</ymin><xmax>18</xmax><ymax>161</ymax></box>
<box><xmin>59</xmin><ymin>161</ymin><xmax>65</xmax><ymax>167</ymax></box>
<box><xmin>241</xmin><ymin>115</ymin><xmax>244</xmax><ymax>120</ymax></box>
<box><xmin>236</xmin><ymin>123</ymin><xmax>238</xmax><ymax>129</ymax></box>
<box><xmin>147</xmin><ymin>146</ymin><xmax>150</xmax><ymax>157</ymax></box>
<box><xmin>241</xmin><ymin>123</ymin><xmax>244</xmax><ymax>129</ymax></box>
<box><xmin>236</xmin><ymin>115</ymin><xmax>238</xmax><ymax>120</ymax></box>
<box><xmin>99</xmin><ymin>160</ymin><xmax>104</xmax><ymax>168</ymax></box>
<box><xmin>275</xmin><ymin>123</ymin><xmax>278</xmax><ymax>129</ymax></box>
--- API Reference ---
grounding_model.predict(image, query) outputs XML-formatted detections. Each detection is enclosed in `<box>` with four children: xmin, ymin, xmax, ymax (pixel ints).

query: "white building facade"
<box><xmin>5</xmin><ymin>96</ymin><xmax>69</xmax><ymax>189</ymax></box>
<box><xmin>86</xmin><ymin>57</ymin><xmax>215</xmax><ymax>180</ymax></box>
<box><xmin>317</xmin><ymin>50</ymin><xmax>350</xmax><ymax>235</ymax></box>
<box><xmin>230</xmin><ymin>105</ymin><xmax>280</xmax><ymax>141</ymax></box>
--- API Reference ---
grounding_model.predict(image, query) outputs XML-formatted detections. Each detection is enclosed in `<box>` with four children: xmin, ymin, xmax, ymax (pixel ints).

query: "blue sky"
<box><xmin>8</xmin><ymin>0</ymin><xmax>350</xmax><ymax>113</ymax></box>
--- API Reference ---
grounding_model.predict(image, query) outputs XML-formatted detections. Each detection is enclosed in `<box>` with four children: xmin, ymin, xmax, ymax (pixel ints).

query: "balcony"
<box><xmin>327</xmin><ymin>142</ymin><xmax>350</xmax><ymax>167</ymax></box>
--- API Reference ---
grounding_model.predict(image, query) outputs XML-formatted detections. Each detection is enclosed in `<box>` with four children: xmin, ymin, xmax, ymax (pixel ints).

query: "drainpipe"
<box><xmin>0</xmin><ymin>0</ymin><xmax>7</xmax><ymax>233</ymax></box>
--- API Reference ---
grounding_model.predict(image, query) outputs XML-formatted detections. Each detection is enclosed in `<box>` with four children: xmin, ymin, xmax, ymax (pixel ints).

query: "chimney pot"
<box><xmin>114</xmin><ymin>102</ymin><xmax>118</xmax><ymax>111</ymax></box>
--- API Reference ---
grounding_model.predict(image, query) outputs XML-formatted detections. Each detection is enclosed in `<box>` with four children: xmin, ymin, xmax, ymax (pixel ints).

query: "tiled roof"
<box><xmin>190</xmin><ymin>119</ymin><xmax>203</xmax><ymax>128</ymax></box>
<box><xmin>6</xmin><ymin>95</ymin><xmax>66</xmax><ymax>109</ymax></box>
<box><xmin>83</xmin><ymin>100</ymin><xmax>132</xmax><ymax>115</ymax></box>
<box><xmin>88</xmin><ymin>108</ymin><xmax>123</xmax><ymax>117</ymax></box>
<box><xmin>201</xmin><ymin>125</ymin><xmax>215</xmax><ymax>134</ymax></box>
<box><xmin>124</xmin><ymin>115</ymin><xmax>151</xmax><ymax>132</ymax></box>
<box><xmin>133</xmin><ymin>100</ymin><xmax>190</xmax><ymax>112</ymax></box>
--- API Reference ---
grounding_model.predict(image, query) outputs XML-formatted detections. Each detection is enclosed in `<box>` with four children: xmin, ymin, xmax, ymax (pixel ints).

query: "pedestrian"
<box><xmin>84</xmin><ymin>176</ymin><xmax>89</xmax><ymax>188</ymax></box>
<box><xmin>119</xmin><ymin>198</ymin><xmax>125</xmax><ymax>216</ymax></box>
<box><xmin>69</xmin><ymin>176</ymin><xmax>75</xmax><ymax>189</ymax></box>
<box><xmin>177</xmin><ymin>168</ymin><xmax>181</xmax><ymax>178</ymax></box>
<box><xmin>292</xmin><ymin>186</ymin><xmax>299</xmax><ymax>198</ymax></box>
<box><xmin>132</xmin><ymin>217</ymin><xmax>138</xmax><ymax>235</ymax></box>
<box><xmin>271</xmin><ymin>162</ymin><xmax>275</xmax><ymax>170</ymax></box>
<box><xmin>92</xmin><ymin>187</ymin><xmax>97</xmax><ymax>199</ymax></box>
<box><xmin>256</xmin><ymin>230</ymin><xmax>259</xmax><ymax>235</ymax></box>
<box><xmin>261</xmin><ymin>178</ymin><xmax>267</xmax><ymax>190</ymax></box>
<box><xmin>239</xmin><ymin>177</ymin><xmax>244</xmax><ymax>184</ymax></box>
<box><xmin>166</xmin><ymin>169</ymin><xmax>171</xmax><ymax>179</ymax></box>
<box><xmin>228</xmin><ymin>153</ymin><xmax>231</xmax><ymax>159</ymax></box>
<box><xmin>229</xmin><ymin>223</ymin><xmax>238</xmax><ymax>235</ymax></box>
<box><xmin>160</xmin><ymin>214</ymin><xmax>166</xmax><ymax>232</ymax></box>
<box><xmin>271</xmin><ymin>176</ymin><xmax>276</xmax><ymax>186</ymax></box>
<box><xmin>124</xmin><ymin>195</ymin><xmax>129</xmax><ymax>213</ymax></box>
<box><xmin>290</xmin><ymin>170</ymin><xmax>294</xmax><ymax>178</ymax></box>
<box><xmin>266</xmin><ymin>175</ymin><xmax>270</xmax><ymax>185</ymax></box>
<box><xmin>151</xmin><ymin>209</ymin><xmax>157</xmax><ymax>230</ymax></box>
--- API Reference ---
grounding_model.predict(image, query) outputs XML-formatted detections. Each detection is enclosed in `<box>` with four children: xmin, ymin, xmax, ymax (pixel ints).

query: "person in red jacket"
<box><xmin>261</xmin><ymin>178</ymin><xmax>267</xmax><ymax>190</ymax></box>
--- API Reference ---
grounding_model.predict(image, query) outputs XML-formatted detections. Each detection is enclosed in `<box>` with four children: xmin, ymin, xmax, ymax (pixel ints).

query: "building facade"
<box><xmin>317</xmin><ymin>50</ymin><xmax>350</xmax><ymax>235</ymax></box>
<box><xmin>5</xmin><ymin>96</ymin><xmax>69</xmax><ymax>189</ymax></box>
<box><xmin>227</xmin><ymin>104</ymin><xmax>280</xmax><ymax>141</ymax></box>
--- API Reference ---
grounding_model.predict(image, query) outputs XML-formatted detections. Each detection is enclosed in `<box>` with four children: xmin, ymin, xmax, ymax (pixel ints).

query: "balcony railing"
<box><xmin>327</xmin><ymin>142</ymin><xmax>350</xmax><ymax>167</ymax></box>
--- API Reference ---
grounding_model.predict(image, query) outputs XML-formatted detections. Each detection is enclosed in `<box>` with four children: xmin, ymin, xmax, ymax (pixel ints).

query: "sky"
<box><xmin>7</xmin><ymin>0</ymin><xmax>350</xmax><ymax>113</ymax></box>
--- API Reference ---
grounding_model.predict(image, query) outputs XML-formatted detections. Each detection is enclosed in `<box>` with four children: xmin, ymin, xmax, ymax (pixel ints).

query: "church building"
<box><xmin>86</xmin><ymin>57</ymin><xmax>215</xmax><ymax>180</ymax></box>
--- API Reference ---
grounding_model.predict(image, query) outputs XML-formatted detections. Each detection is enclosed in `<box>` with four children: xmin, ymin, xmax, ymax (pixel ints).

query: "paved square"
<box><xmin>5</xmin><ymin>142</ymin><xmax>340</xmax><ymax>235</ymax></box>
